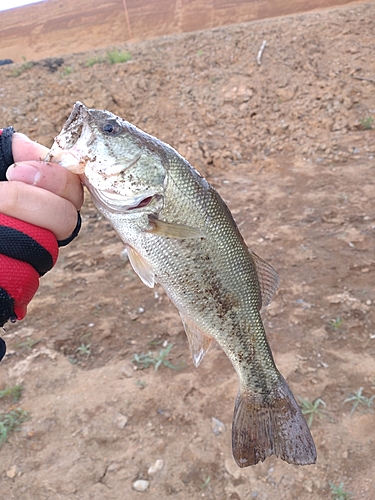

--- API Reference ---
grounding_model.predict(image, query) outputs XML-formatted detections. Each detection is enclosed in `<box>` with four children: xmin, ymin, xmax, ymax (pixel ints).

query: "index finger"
<box><xmin>12</xmin><ymin>132</ymin><xmax>49</xmax><ymax>162</ymax></box>
<box><xmin>6</xmin><ymin>161</ymin><xmax>84</xmax><ymax>211</ymax></box>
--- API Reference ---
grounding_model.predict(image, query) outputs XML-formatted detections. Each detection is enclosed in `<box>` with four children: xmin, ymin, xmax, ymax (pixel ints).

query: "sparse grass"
<box><xmin>86</xmin><ymin>56</ymin><xmax>105</xmax><ymax>67</ymax></box>
<box><xmin>328</xmin><ymin>317</ymin><xmax>343</xmax><ymax>331</ymax></box>
<box><xmin>344</xmin><ymin>387</ymin><xmax>374</xmax><ymax>417</ymax></box>
<box><xmin>85</xmin><ymin>49</ymin><xmax>131</xmax><ymax>67</ymax></box>
<box><xmin>298</xmin><ymin>397</ymin><xmax>326</xmax><ymax>427</ymax></box>
<box><xmin>106</xmin><ymin>49</ymin><xmax>132</xmax><ymax>64</ymax></box>
<box><xmin>201</xmin><ymin>476</ymin><xmax>211</xmax><ymax>489</ymax></box>
<box><xmin>329</xmin><ymin>480</ymin><xmax>353</xmax><ymax>500</ymax></box>
<box><xmin>0</xmin><ymin>385</ymin><xmax>23</xmax><ymax>402</ymax></box>
<box><xmin>132</xmin><ymin>343</ymin><xmax>178</xmax><ymax>371</ymax></box>
<box><xmin>360</xmin><ymin>116</ymin><xmax>373</xmax><ymax>130</ymax></box>
<box><xmin>135</xmin><ymin>380</ymin><xmax>147</xmax><ymax>389</ymax></box>
<box><xmin>75</xmin><ymin>343</ymin><xmax>91</xmax><ymax>357</ymax></box>
<box><xmin>62</xmin><ymin>66</ymin><xmax>72</xmax><ymax>76</ymax></box>
<box><xmin>0</xmin><ymin>408</ymin><xmax>29</xmax><ymax>446</ymax></box>
<box><xmin>10</xmin><ymin>57</ymin><xmax>33</xmax><ymax>77</ymax></box>
<box><xmin>16</xmin><ymin>337</ymin><xmax>43</xmax><ymax>351</ymax></box>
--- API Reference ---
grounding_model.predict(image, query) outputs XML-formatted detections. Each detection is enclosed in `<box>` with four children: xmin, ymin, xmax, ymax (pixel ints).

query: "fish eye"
<box><xmin>102</xmin><ymin>122</ymin><xmax>120</xmax><ymax>135</ymax></box>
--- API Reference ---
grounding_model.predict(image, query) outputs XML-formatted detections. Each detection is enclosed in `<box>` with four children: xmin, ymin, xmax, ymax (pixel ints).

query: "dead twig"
<box><xmin>352</xmin><ymin>75</ymin><xmax>375</xmax><ymax>85</ymax></box>
<box><xmin>257</xmin><ymin>40</ymin><xmax>267</xmax><ymax>66</ymax></box>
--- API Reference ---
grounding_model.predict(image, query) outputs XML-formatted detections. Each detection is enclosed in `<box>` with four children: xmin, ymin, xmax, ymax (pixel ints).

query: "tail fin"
<box><xmin>232</xmin><ymin>376</ymin><xmax>317</xmax><ymax>467</ymax></box>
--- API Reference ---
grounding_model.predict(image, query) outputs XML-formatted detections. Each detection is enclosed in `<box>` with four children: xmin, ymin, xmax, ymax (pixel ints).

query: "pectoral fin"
<box><xmin>179</xmin><ymin>313</ymin><xmax>213</xmax><ymax>367</ymax></box>
<box><xmin>147</xmin><ymin>215</ymin><xmax>204</xmax><ymax>239</ymax></box>
<box><xmin>126</xmin><ymin>245</ymin><xmax>155</xmax><ymax>288</ymax></box>
<box><xmin>250</xmin><ymin>250</ymin><xmax>279</xmax><ymax>309</ymax></box>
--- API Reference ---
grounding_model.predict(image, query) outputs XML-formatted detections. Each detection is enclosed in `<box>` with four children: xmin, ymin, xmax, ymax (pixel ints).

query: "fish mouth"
<box><xmin>87</xmin><ymin>185</ymin><xmax>162</xmax><ymax>214</ymax></box>
<box><xmin>46</xmin><ymin>102</ymin><xmax>94</xmax><ymax>173</ymax></box>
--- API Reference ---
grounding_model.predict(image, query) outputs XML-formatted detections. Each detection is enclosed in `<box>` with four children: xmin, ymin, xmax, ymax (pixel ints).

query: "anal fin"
<box><xmin>232</xmin><ymin>376</ymin><xmax>317</xmax><ymax>467</ymax></box>
<box><xmin>179</xmin><ymin>312</ymin><xmax>213</xmax><ymax>367</ymax></box>
<box><xmin>126</xmin><ymin>244</ymin><xmax>155</xmax><ymax>288</ymax></box>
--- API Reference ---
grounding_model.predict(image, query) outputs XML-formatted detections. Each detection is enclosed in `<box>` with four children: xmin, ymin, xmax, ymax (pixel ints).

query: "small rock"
<box><xmin>122</xmin><ymin>364</ymin><xmax>134</xmax><ymax>378</ymax></box>
<box><xmin>148</xmin><ymin>459</ymin><xmax>164</xmax><ymax>475</ymax></box>
<box><xmin>6</xmin><ymin>465</ymin><xmax>18</xmax><ymax>479</ymax></box>
<box><xmin>133</xmin><ymin>479</ymin><xmax>149</xmax><ymax>492</ymax></box>
<box><xmin>107</xmin><ymin>462</ymin><xmax>120</xmax><ymax>473</ymax></box>
<box><xmin>224</xmin><ymin>458</ymin><xmax>241</xmax><ymax>480</ymax></box>
<box><xmin>211</xmin><ymin>417</ymin><xmax>226</xmax><ymax>435</ymax></box>
<box><xmin>114</xmin><ymin>413</ymin><xmax>128</xmax><ymax>429</ymax></box>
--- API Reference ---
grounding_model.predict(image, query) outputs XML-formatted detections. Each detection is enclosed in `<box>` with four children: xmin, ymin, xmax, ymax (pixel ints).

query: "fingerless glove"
<box><xmin>0</xmin><ymin>127</ymin><xmax>80</xmax><ymax>361</ymax></box>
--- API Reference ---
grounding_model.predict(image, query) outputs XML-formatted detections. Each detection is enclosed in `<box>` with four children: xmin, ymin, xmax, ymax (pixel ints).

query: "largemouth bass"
<box><xmin>47</xmin><ymin>102</ymin><xmax>316</xmax><ymax>467</ymax></box>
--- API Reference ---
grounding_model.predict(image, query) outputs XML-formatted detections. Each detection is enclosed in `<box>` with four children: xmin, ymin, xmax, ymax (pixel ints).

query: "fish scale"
<box><xmin>48</xmin><ymin>101</ymin><xmax>317</xmax><ymax>468</ymax></box>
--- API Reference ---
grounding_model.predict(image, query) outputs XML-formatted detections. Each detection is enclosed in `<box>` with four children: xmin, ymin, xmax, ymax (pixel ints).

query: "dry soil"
<box><xmin>0</xmin><ymin>2</ymin><xmax>375</xmax><ymax>499</ymax></box>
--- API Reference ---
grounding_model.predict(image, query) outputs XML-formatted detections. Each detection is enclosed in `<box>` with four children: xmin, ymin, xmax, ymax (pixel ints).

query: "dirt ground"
<box><xmin>0</xmin><ymin>2</ymin><xmax>375</xmax><ymax>499</ymax></box>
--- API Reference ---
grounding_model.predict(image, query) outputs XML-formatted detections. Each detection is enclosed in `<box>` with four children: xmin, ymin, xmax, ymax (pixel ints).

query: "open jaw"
<box><xmin>87</xmin><ymin>186</ymin><xmax>160</xmax><ymax>214</ymax></box>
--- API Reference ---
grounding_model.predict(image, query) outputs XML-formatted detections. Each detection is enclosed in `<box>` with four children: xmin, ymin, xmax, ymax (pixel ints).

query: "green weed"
<box><xmin>106</xmin><ymin>49</ymin><xmax>132</xmax><ymax>64</ymax></box>
<box><xmin>201</xmin><ymin>476</ymin><xmax>211</xmax><ymax>489</ymax></box>
<box><xmin>328</xmin><ymin>317</ymin><xmax>343</xmax><ymax>331</ymax></box>
<box><xmin>16</xmin><ymin>337</ymin><xmax>43</xmax><ymax>351</ymax></box>
<box><xmin>298</xmin><ymin>397</ymin><xmax>326</xmax><ymax>427</ymax></box>
<box><xmin>62</xmin><ymin>66</ymin><xmax>72</xmax><ymax>76</ymax></box>
<box><xmin>360</xmin><ymin>116</ymin><xmax>373</xmax><ymax>130</ymax></box>
<box><xmin>0</xmin><ymin>385</ymin><xmax>23</xmax><ymax>402</ymax></box>
<box><xmin>329</xmin><ymin>481</ymin><xmax>353</xmax><ymax>500</ymax></box>
<box><xmin>86</xmin><ymin>56</ymin><xmax>105</xmax><ymax>67</ymax></box>
<box><xmin>75</xmin><ymin>343</ymin><xmax>91</xmax><ymax>357</ymax></box>
<box><xmin>10</xmin><ymin>57</ymin><xmax>33</xmax><ymax>77</ymax></box>
<box><xmin>0</xmin><ymin>408</ymin><xmax>29</xmax><ymax>446</ymax></box>
<box><xmin>132</xmin><ymin>343</ymin><xmax>178</xmax><ymax>371</ymax></box>
<box><xmin>344</xmin><ymin>387</ymin><xmax>374</xmax><ymax>416</ymax></box>
<box><xmin>135</xmin><ymin>380</ymin><xmax>147</xmax><ymax>389</ymax></box>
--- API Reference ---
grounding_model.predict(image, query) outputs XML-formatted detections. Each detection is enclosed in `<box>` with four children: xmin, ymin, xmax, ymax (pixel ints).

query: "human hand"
<box><xmin>0</xmin><ymin>129</ymin><xmax>84</xmax><ymax>342</ymax></box>
<box><xmin>0</xmin><ymin>132</ymin><xmax>84</xmax><ymax>241</ymax></box>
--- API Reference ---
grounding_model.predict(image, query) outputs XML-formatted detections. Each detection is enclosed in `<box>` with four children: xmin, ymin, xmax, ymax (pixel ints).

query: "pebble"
<box><xmin>6</xmin><ymin>465</ymin><xmax>18</xmax><ymax>479</ymax></box>
<box><xmin>133</xmin><ymin>479</ymin><xmax>149</xmax><ymax>492</ymax></box>
<box><xmin>148</xmin><ymin>459</ymin><xmax>164</xmax><ymax>475</ymax></box>
<box><xmin>114</xmin><ymin>413</ymin><xmax>128</xmax><ymax>429</ymax></box>
<box><xmin>224</xmin><ymin>458</ymin><xmax>241</xmax><ymax>480</ymax></box>
<box><xmin>122</xmin><ymin>364</ymin><xmax>134</xmax><ymax>378</ymax></box>
<box><xmin>211</xmin><ymin>417</ymin><xmax>226</xmax><ymax>435</ymax></box>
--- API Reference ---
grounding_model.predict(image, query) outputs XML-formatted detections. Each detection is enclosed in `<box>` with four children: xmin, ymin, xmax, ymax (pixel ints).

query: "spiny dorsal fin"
<box><xmin>179</xmin><ymin>312</ymin><xmax>213</xmax><ymax>367</ymax></box>
<box><xmin>147</xmin><ymin>215</ymin><xmax>204</xmax><ymax>239</ymax></box>
<box><xmin>126</xmin><ymin>244</ymin><xmax>155</xmax><ymax>288</ymax></box>
<box><xmin>250</xmin><ymin>250</ymin><xmax>279</xmax><ymax>309</ymax></box>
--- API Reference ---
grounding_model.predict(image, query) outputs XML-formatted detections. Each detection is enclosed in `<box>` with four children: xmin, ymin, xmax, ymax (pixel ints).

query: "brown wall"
<box><xmin>0</xmin><ymin>0</ymin><xmax>364</xmax><ymax>62</ymax></box>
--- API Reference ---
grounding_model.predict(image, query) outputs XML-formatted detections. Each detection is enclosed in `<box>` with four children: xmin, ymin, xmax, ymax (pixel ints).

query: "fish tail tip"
<box><xmin>232</xmin><ymin>378</ymin><xmax>317</xmax><ymax>468</ymax></box>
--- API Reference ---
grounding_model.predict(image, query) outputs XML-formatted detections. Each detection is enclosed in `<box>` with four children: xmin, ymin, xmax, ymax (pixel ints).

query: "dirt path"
<box><xmin>0</xmin><ymin>2</ymin><xmax>374</xmax><ymax>499</ymax></box>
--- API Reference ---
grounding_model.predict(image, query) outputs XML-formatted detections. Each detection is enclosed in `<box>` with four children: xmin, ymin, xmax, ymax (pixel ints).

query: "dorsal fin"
<box><xmin>250</xmin><ymin>250</ymin><xmax>279</xmax><ymax>309</ymax></box>
<box><xmin>126</xmin><ymin>244</ymin><xmax>155</xmax><ymax>288</ymax></box>
<box><xmin>179</xmin><ymin>312</ymin><xmax>213</xmax><ymax>367</ymax></box>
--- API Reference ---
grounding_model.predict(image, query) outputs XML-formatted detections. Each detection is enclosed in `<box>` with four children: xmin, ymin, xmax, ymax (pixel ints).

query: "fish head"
<box><xmin>47</xmin><ymin>101</ymin><xmax>166</xmax><ymax>214</ymax></box>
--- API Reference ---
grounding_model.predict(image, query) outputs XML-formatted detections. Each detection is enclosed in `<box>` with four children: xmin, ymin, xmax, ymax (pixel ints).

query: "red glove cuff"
<box><xmin>0</xmin><ymin>214</ymin><xmax>58</xmax><ymax>322</ymax></box>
